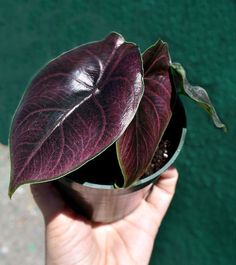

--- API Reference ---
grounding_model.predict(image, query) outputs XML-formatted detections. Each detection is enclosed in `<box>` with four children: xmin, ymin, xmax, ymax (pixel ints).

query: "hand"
<box><xmin>31</xmin><ymin>167</ymin><xmax>178</xmax><ymax>265</ymax></box>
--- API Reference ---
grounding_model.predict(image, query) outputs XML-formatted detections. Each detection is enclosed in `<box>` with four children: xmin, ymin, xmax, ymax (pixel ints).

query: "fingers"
<box><xmin>146</xmin><ymin>167</ymin><xmax>178</xmax><ymax>224</ymax></box>
<box><xmin>31</xmin><ymin>182</ymin><xmax>66</xmax><ymax>223</ymax></box>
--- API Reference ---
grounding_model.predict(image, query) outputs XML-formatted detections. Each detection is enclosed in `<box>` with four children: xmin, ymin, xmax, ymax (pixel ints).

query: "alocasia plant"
<box><xmin>8</xmin><ymin>32</ymin><xmax>225</xmax><ymax>196</ymax></box>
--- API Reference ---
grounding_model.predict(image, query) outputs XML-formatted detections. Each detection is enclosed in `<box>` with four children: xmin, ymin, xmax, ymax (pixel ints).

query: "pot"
<box><xmin>55</xmin><ymin>99</ymin><xmax>187</xmax><ymax>223</ymax></box>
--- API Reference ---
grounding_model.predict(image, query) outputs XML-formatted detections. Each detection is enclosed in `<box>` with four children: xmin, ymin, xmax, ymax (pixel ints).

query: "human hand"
<box><xmin>31</xmin><ymin>167</ymin><xmax>178</xmax><ymax>265</ymax></box>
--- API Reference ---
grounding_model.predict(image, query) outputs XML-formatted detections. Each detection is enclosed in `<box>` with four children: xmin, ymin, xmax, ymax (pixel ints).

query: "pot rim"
<box><xmin>63</xmin><ymin>127</ymin><xmax>187</xmax><ymax>190</ymax></box>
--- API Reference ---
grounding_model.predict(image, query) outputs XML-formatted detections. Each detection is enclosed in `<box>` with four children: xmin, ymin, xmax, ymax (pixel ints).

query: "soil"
<box><xmin>143</xmin><ymin>139</ymin><xmax>171</xmax><ymax>177</ymax></box>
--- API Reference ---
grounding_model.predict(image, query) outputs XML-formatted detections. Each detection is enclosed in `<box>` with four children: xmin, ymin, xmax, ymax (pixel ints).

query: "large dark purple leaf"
<box><xmin>9</xmin><ymin>32</ymin><xmax>144</xmax><ymax>196</ymax></box>
<box><xmin>170</xmin><ymin>63</ymin><xmax>226</xmax><ymax>131</ymax></box>
<box><xmin>116</xmin><ymin>40</ymin><xmax>174</xmax><ymax>187</ymax></box>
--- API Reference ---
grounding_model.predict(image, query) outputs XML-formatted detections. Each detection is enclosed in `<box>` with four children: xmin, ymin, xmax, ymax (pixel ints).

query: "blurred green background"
<box><xmin>0</xmin><ymin>0</ymin><xmax>235</xmax><ymax>264</ymax></box>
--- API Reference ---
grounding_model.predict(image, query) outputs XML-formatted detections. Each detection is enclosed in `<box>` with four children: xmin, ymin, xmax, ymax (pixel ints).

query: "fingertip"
<box><xmin>156</xmin><ymin>167</ymin><xmax>179</xmax><ymax>195</ymax></box>
<box><xmin>162</xmin><ymin>166</ymin><xmax>178</xmax><ymax>178</ymax></box>
<box><xmin>146</xmin><ymin>167</ymin><xmax>179</xmax><ymax>214</ymax></box>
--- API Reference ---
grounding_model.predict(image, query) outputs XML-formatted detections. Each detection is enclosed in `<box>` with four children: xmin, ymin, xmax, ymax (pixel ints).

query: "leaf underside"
<box><xmin>116</xmin><ymin>40</ymin><xmax>175</xmax><ymax>187</ymax></box>
<box><xmin>9</xmin><ymin>32</ymin><xmax>144</xmax><ymax>196</ymax></box>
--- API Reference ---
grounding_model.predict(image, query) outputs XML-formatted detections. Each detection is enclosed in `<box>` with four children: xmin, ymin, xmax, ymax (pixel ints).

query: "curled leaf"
<box><xmin>9</xmin><ymin>32</ymin><xmax>144</xmax><ymax>196</ymax></box>
<box><xmin>117</xmin><ymin>40</ymin><xmax>175</xmax><ymax>187</ymax></box>
<box><xmin>170</xmin><ymin>63</ymin><xmax>227</xmax><ymax>132</ymax></box>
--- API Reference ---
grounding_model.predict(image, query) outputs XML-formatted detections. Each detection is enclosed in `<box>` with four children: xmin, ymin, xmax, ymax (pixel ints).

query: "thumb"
<box><xmin>146</xmin><ymin>167</ymin><xmax>179</xmax><ymax>223</ymax></box>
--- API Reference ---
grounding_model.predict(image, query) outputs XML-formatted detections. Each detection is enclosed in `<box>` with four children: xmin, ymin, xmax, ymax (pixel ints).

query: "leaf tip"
<box><xmin>8</xmin><ymin>185</ymin><xmax>15</xmax><ymax>199</ymax></box>
<box><xmin>219</xmin><ymin>123</ymin><xmax>227</xmax><ymax>133</ymax></box>
<box><xmin>8</xmin><ymin>179</ymin><xmax>19</xmax><ymax>199</ymax></box>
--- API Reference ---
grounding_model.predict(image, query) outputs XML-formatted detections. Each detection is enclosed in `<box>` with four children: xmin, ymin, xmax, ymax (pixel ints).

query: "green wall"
<box><xmin>1</xmin><ymin>0</ymin><xmax>235</xmax><ymax>264</ymax></box>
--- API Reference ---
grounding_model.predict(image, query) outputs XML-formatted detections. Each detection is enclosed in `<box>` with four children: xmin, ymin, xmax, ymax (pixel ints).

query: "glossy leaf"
<box><xmin>9</xmin><ymin>32</ymin><xmax>144</xmax><ymax>196</ymax></box>
<box><xmin>170</xmin><ymin>63</ymin><xmax>226</xmax><ymax>131</ymax></box>
<box><xmin>116</xmin><ymin>40</ymin><xmax>174</xmax><ymax>187</ymax></box>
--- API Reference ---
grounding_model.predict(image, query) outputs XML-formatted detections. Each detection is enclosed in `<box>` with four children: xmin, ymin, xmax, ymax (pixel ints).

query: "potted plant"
<box><xmin>8</xmin><ymin>32</ymin><xmax>225</xmax><ymax>223</ymax></box>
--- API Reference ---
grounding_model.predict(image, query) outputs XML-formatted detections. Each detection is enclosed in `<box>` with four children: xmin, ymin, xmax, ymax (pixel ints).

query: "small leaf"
<box><xmin>9</xmin><ymin>32</ymin><xmax>144</xmax><ymax>196</ymax></box>
<box><xmin>170</xmin><ymin>63</ymin><xmax>227</xmax><ymax>131</ymax></box>
<box><xmin>116</xmin><ymin>40</ymin><xmax>175</xmax><ymax>187</ymax></box>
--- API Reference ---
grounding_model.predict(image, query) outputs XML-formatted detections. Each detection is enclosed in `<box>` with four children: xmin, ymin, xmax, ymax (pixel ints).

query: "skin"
<box><xmin>31</xmin><ymin>167</ymin><xmax>178</xmax><ymax>265</ymax></box>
